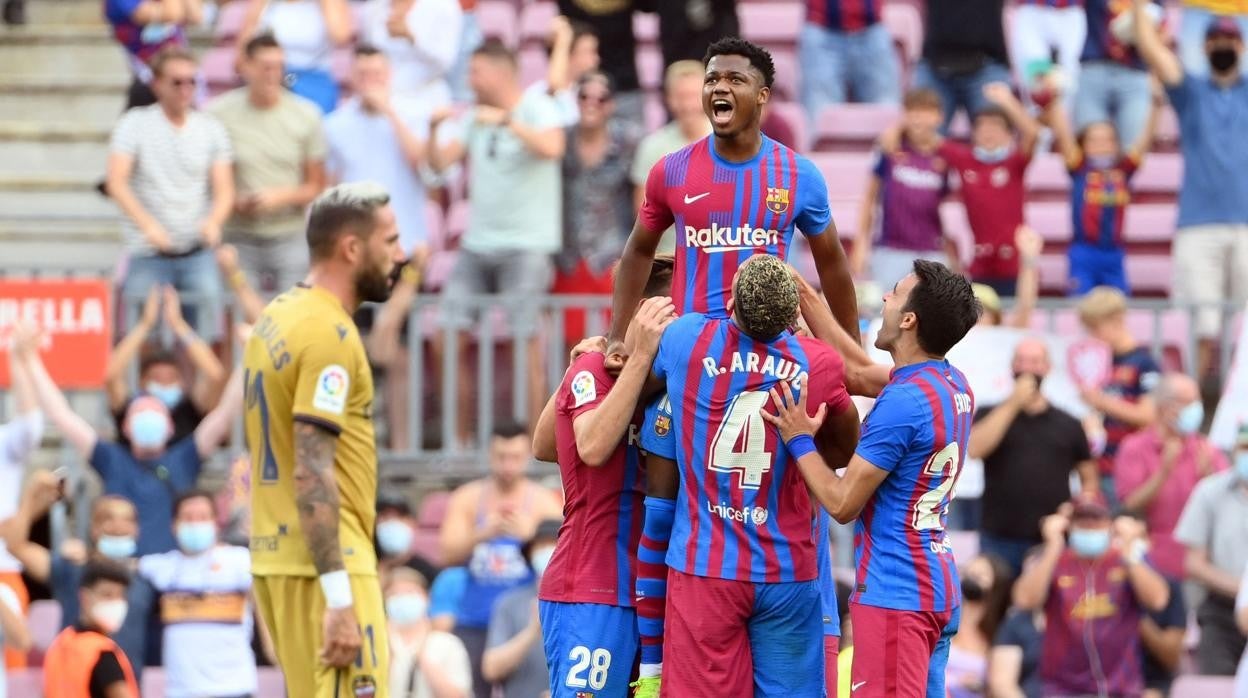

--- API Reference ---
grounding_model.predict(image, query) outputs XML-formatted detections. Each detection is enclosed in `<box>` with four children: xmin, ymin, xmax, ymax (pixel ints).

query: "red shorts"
<box><xmin>550</xmin><ymin>260</ymin><xmax>613</xmax><ymax>345</ymax></box>
<box><xmin>824</xmin><ymin>635</ymin><xmax>839</xmax><ymax>698</ymax></box>
<box><xmin>849</xmin><ymin>602</ymin><xmax>958</xmax><ymax>698</ymax></box>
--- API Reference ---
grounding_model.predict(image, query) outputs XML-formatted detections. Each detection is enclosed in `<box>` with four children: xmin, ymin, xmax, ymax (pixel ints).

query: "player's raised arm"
<box><xmin>793</xmin><ymin>268</ymin><xmax>889</xmax><ymax>397</ymax></box>
<box><xmin>806</xmin><ymin>225</ymin><xmax>860</xmax><ymax>343</ymax></box>
<box><xmin>610</xmin><ymin>156</ymin><xmax>675</xmax><ymax>344</ymax></box>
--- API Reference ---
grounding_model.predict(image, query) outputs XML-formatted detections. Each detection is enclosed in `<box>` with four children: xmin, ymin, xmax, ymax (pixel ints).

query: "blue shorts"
<box><xmin>1068</xmin><ymin>243</ymin><xmax>1128</xmax><ymax>296</ymax></box>
<box><xmin>539</xmin><ymin>600</ymin><xmax>639</xmax><ymax>698</ymax></box>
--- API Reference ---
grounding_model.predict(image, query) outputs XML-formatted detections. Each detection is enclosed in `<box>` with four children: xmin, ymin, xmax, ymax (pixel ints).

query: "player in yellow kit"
<box><xmin>243</xmin><ymin>182</ymin><xmax>406</xmax><ymax>698</ymax></box>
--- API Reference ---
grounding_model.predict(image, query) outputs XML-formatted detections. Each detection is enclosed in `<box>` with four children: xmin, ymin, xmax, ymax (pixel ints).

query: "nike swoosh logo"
<box><xmin>683</xmin><ymin>192</ymin><xmax>710</xmax><ymax>204</ymax></box>
<box><xmin>852</xmin><ymin>682</ymin><xmax>867</xmax><ymax>692</ymax></box>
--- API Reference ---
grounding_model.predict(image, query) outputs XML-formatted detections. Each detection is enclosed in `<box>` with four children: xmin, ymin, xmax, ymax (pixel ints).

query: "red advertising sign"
<box><xmin>0</xmin><ymin>279</ymin><xmax>112</xmax><ymax>388</ymax></box>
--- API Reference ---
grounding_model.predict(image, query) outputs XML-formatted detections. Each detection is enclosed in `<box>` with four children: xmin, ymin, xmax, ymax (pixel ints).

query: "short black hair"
<box><xmin>353</xmin><ymin>43</ymin><xmax>384</xmax><ymax>59</ymax></box>
<box><xmin>904</xmin><ymin>260</ymin><xmax>981</xmax><ymax>357</ymax></box>
<box><xmin>139</xmin><ymin>348</ymin><xmax>178</xmax><ymax>377</ymax></box>
<box><xmin>244</xmin><ymin>33</ymin><xmax>281</xmax><ymax>58</ymax></box>
<box><xmin>472</xmin><ymin>38</ymin><xmax>517</xmax><ymax>67</ymax></box>
<box><xmin>703</xmin><ymin>37</ymin><xmax>775</xmax><ymax>88</ymax></box>
<box><xmin>172</xmin><ymin>489</ymin><xmax>217</xmax><ymax>519</ymax></box>
<box><xmin>81</xmin><ymin>559</ymin><xmax>131</xmax><ymax>590</ymax></box>
<box><xmin>491</xmin><ymin>420</ymin><xmax>529</xmax><ymax>440</ymax></box>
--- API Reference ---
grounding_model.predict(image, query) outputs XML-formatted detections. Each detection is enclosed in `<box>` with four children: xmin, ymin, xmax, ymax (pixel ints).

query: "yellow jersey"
<box><xmin>1185</xmin><ymin>0</ymin><xmax>1248</xmax><ymax>13</ymax></box>
<box><xmin>244</xmin><ymin>284</ymin><xmax>379</xmax><ymax>578</ymax></box>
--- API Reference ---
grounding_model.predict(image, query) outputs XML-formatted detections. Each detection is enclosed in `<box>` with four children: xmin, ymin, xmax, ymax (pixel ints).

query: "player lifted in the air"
<box><xmin>649</xmin><ymin>254</ymin><xmax>860</xmax><ymax>696</ymax></box>
<box><xmin>768</xmin><ymin>260</ymin><xmax>981</xmax><ymax>698</ymax></box>
<box><xmin>244</xmin><ymin>183</ymin><xmax>406</xmax><ymax>698</ymax></box>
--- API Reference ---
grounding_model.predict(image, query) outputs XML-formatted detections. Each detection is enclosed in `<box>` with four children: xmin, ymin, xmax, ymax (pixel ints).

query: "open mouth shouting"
<box><xmin>711</xmin><ymin>97</ymin><xmax>734</xmax><ymax>128</ymax></box>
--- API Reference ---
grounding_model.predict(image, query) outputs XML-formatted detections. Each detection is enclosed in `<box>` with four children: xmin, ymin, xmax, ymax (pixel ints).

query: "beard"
<box><xmin>355</xmin><ymin>259</ymin><xmax>393</xmax><ymax>303</ymax></box>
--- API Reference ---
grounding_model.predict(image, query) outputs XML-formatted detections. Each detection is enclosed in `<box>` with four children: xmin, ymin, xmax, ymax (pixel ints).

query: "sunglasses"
<box><xmin>577</xmin><ymin>92</ymin><xmax>612</xmax><ymax>105</ymax></box>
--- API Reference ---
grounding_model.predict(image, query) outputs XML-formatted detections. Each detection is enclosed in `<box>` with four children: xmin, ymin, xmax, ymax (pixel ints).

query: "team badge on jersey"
<box><xmin>313</xmin><ymin>364</ymin><xmax>349</xmax><ymax>414</ymax></box>
<box><xmin>765</xmin><ymin>187</ymin><xmax>790</xmax><ymax>214</ymax></box>
<box><xmin>571</xmin><ymin>370</ymin><xmax>597</xmax><ymax>408</ymax></box>
<box><xmin>653</xmin><ymin>413</ymin><xmax>670</xmax><ymax>437</ymax></box>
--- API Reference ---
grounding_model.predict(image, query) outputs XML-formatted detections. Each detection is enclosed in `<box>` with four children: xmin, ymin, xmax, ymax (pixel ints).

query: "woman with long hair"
<box><xmin>947</xmin><ymin>553</ymin><xmax>1015</xmax><ymax>698</ymax></box>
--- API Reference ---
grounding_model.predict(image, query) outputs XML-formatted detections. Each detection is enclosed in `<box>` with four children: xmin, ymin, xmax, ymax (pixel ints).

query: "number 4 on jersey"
<box><xmin>709</xmin><ymin>391</ymin><xmax>773</xmax><ymax>490</ymax></box>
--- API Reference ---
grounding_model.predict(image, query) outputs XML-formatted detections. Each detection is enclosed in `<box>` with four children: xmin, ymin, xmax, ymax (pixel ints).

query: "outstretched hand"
<box><xmin>759</xmin><ymin>375</ymin><xmax>827</xmax><ymax>443</ymax></box>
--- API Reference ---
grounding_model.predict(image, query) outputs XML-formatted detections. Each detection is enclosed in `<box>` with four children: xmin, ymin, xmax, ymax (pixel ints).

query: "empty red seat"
<box><xmin>518</xmin><ymin>1</ymin><xmax>558</xmax><ymax>46</ymax></box>
<box><xmin>214</xmin><ymin>0</ymin><xmax>249</xmax><ymax>43</ymax></box>
<box><xmin>418</xmin><ymin>490</ymin><xmax>452</xmax><ymax>529</ymax></box>
<box><xmin>1153</xmin><ymin>105</ymin><xmax>1180</xmax><ymax>151</ymax></box>
<box><xmin>1026</xmin><ymin>201</ymin><xmax>1072</xmax><ymax>244</ymax></box>
<box><xmin>412</xmin><ymin>529</ymin><xmax>443</xmax><ymax>565</ymax></box>
<box><xmin>633</xmin><ymin>11</ymin><xmax>658</xmax><ymax>45</ymax></box>
<box><xmin>637</xmin><ymin>44</ymin><xmax>664</xmax><ymax>91</ymax></box>
<box><xmin>1170</xmin><ymin>675</ymin><xmax>1236</xmax><ymax>698</ymax></box>
<box><xmin>738</xmin><ymin>2</ymin><xmax>803</xmax><ymax>47</ymax></box>
<box><xmin>202</xmin><ymin>46</ymin><xmax>239</xmax><ymax>90</ymax></box>
<box><xmin>1024</xmin><ymin>152</ymin><xmax>1070</xmax><ymax>197</ymax></box>
<box><xmin>1122</xmin><ymin>204</ymin><xmax>1176</xmax><ymax>245</ymax></box>
<box><xmin>28</xmin><ymin>599</ymin><xmax>60</xmax><ymax>654</ymax></box>
<box><xmin>1036</xmin><ymin>253</ymin><xmax>1070</xmax><ymax>294</ymax></box>
<box><xmin>813</xmin><ymin>103</ymin><xmax>900</xmax><ymax>150</ymax></box>
<box><xmin>476</xmin><ymin>0</ymin><xmax>519</xmax><ymax>47</ymax></box>
<box><xmin>1125</xmin><ymin>254</ymin><xmax>1172</xmax><ymax>295</ymax></box>
<box><xmin>518</xmin><ymin>46</ymin><xmax>548</xmax><ymax>88</ymax></box>
<box><xmin>769</xmin><ymin>48</ymin><xmax>799</xmax><ymax>101</ymax></box>
<box><xmin>810</xmin><ymin>152</ymin><xmax>874</xmax><ymax>204</ymax></box>
<box><xmin>1133</xmin><ymin>152</ymin><xmax>1182</xmax><ymax>198</ymax></box>
<box><xmin>881</xmin><ymin>3</ymin><xmax>923</xmax><ymax>65</ymax></box>
<box><xmin>644</xmin><ymin>92</ymin><xmax>666</xmax><ymax>131</ymax></box>
<box><xmin>768</xmin><ymin>100</ymin><xmax>807</xmax><ymax>151</ymax></box>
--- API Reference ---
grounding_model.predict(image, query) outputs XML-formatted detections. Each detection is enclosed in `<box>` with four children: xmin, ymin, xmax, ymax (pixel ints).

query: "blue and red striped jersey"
<box><xmin>540</xmin><ymin>352</ymin><xmax>645</xmax><ymax>608</ymax></box>
<box><xmin>805</xmin><ymin>0</ymin><xmax>881</xmax><ymax>31</ymax></box>
<box><xmin>852</xmin><ymin>360</ymin><xmax>974</xmax><ymax>613</ymax></box>
<box><xmin>1069</xmin><ymin>154</ymin><xmax>1138</xmax><ymax>249</ymax></box>
<box><xmin>815</xmin><ymin>510</ymin><xmax>841</xmax><ymax>637</ymax></box>
<box><xmin>638</xmin><ymin>135</ymin><xmax>833</xmax><ymax>318</ymax></box>
<box><xmin>653</xmin><ymin>313</ymin><xmax>852</xmax><ymax>583</ymax></box>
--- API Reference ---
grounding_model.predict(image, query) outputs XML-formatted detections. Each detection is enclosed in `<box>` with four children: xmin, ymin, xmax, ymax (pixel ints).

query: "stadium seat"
<box><xmin>769</xmin><ymin>101</ymin><xmax>807</xmax><ymax>151</ymax></box>
<box><xmin>257</xmin><ymin>667</ymin><xmax>287</xmax><ymax>698</ymax></box>
<box><xmin>881</xmin><ymin>3</ymin><xmax>923</xmax><ymax>64</ymax></box>
<box><xmin>424</xmin><ymin>205</ymin><xmax>446</xmax><ymax>253</ymax></box>
<box><xmin>644</xmin><ymin>92</ymin><xmax>666</xmax><ymax>132</ymax></box>
<box><xmin>411</xmin><ymin>528</ymin><xmax>443</xmax><ymax>565</ymax></box>
<box><xmin>445</xmin><ymin>198</ymin><xmax>470</xmax><ymax>245</ymax></box>
<box><xmin>519</xmin><ymin>1</ymin><xmax>558</xmax><ymax>46</ymax></box>
<box><xmin>1170</xmin><ymin>674</ymin><xmax>1236</xmax><ymax>698</ymax></box>
<box><xmin>1133</xmin><ymin>153</ymin><xmax>1182</xmax><ymax>201</ymax></box>
<box><xmin>1036</xmin><ymin>253</ymin><xmax>1070</xmax><ymax>294</ymax></box>
<box><xmin>1025</xmin><ymin>201</ymin><xmax>1072</xmax><ymax>244</ymax></box>
<box><xmin>1125</xmin><ymin>254</ymin><xmax>1173</xmax><ymax>296</ymax></box>
<box><xmin>5</xmin><ymin>668</ymin><xmax>41</xmax><ymax>696</ymax></box>
<box><xmin>812</xmin><ymin>103</ymin><xmax>900</xmax><ymax>151</ymax></box>
<box><xmin>637</xmin><ymin>44</ymin><xmax>664</xmax><ymax>91</ymax></box>
<box><xmin>518</xmin><ymin>46</ymin><xmax>548</xmax><ymax>88</ymax></box>
<box><xmin>738</xmin><ymin>2</ymin><xmax>804</xmax><ymax>48</ymax></box>
<box><xmin>28</xmin><ymin>599</ymin><xmax>61</xmax><ymax>653</ymax></box>
<box><xmin>142</xmin><ymin>669</ymin><xmax>167</xmax><ymax>697</ymax></box>
<box><xmin>809</xmin><ymin>152</ymin><xmax>874</xmax><ymax>207</ymax></box>
<box><xmin>633</xmin><ymin>11</ymin><xmax>658</xmax><ymax>45</ymax></box>
<box><xmin>214</xmin><ymin>0</ymin><xmax>249</xmax><ymax>44</ymax></box>
<box><xmin>202</xmin><ymin>46</ymin><xmax>240</xmax><ymax>90</ymax></box>
<box><xmin>1154</xmin><ymin>106</ymin><xmax>1180</xmax><ymax>151</ymax></box>
<box><xmin>418</xmin><ymin>490</ymin><xmax>451</xmax><ymax>529</ymax></box>
<box><xmin>476</xmin><ymin>0</ymin><xmax>519</xmax><ymax>47</ymax></box>
<box><xmin>1023</xmin><ymin>152</ymin><xmax>1070</xmax><ymax>199</ymax></box>
<box><xmin>769</xmin><ymin>48</ymin><xmax>799</xmax><ymax>101</ymax></box>
<box><xmin>1122</xmin><ymin>203</ymin><xmax>1176</xmax><ymax>245</ymax></box>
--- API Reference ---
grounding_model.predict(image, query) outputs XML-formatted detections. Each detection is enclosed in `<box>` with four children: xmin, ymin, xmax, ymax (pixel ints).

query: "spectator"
<box><xmin>968</xmin><ymin>338</ymin><xmax>1099</xmax><ymax>575</ymax></box>
<box><xmin>209</xmin><ymin>34</ymin><xmax>327</xmax><ymax>296</ymax></box>
<box><xmin>799</xmin><ymin>0</ymin><xmax>901</xmax><ymax>119</ymax></box>
<box><xmin>236</xmin><ymin>0</ymin><xmax>353</xmax><ymax>113</ymax></box>
<box><xmin>1136</xmin><ymin>3</ymin><xmax>1248</xmax><ymax>381</ymax></box>
<box><xmin>1236</xmin><ymin>562</ymin><xmax>1248</xmax><ymax>695</ymax></box>
<box><xmin>557</xmin><ymin>0</ymin><xmax>643</xmax><ymax>122</ymax></box>
<box><xmin>554</xmin><ymin>71</ymin><xmax>642</xmax><ymax>349</ymax></box>
<box><xmin>361</xmin><ymin>0</ymin><xmax>461</xmax><ymax>108</ymax></box>
<box><xmin>326</xmin><ymin>46</ymin><xmax>435</xmax><ymax>253</ymax></box>
<box><xmin>12</xmin><ymin>322</ymin><xmax>242</xmax><ymax>555</ymax></box>
<box><xmin>367</xmin><ymin>245</ymin><xmax>430</xmax><ymax>452</ymax></box>
<box><xmin>852</xmin><ymin>88</ymin><xmax>954</xmax><ymax>288</ymax></box>
<box><xmin>215</xmin><ymin>245</ymin><xmax>269</xmax><ymax>326</ymax></box>
<box><xmin>1</xmin><ymin>476</ymin><xmax>153</xmax><ymax>681</ymax></box>
<box><xmin>989</xmin><ymin>605</ymin><xmax>1044</xmax><ymax>698</ymax></box>
<box><xmin>1077</xmin><ymin>286</ymin><xmax>1161</xmax><ymax>504</ymax></box>
<box><xmin>526</xmin><ymin>17</ymin><xmax>601</xmax><ymax>127</ymax></box>
<box><xmin>375</xmin><ymin>491</ymin><xmax>440</xmax><ymax>580</ymax></box>
<box><xmin>1013</xmin><ymin>496</ymin><xmax>1170</xmax><ymax>698</ymax></box>
<box><xmin>1179</xmin><ymin>0</ymin><xmax>1248</xmax><ymax>77</ymax></box>
<box><xmin>386</xmin><ymin>566</ymin><xmax>473</xmax><ymax>698</ymax></box>
<box><xmin>652</xmin><ymin>0</ymin><xmax>739</xmax><ymax>71</ymax></box>
<box><xmin>1115</xmin><ymin>373</ymin><xmax>1229</xmax><ymax>580</ymax></box>
<box><xmin>1010</xmin><ymin>0</ymin><xmax>1087</xmax><ymax>103</ymax></box>
<box><xmin>630</xmin><ymin>60</ymin><xmax>710</xmax><ymax>251</ymax></box>
<box><xmin>429</xmin><ymin>40</ymin><xmax>565</xmax><ymax>445</ymax></box>
<box><xmin>946</xmin><ymin>554</ymin><xmax>1013</xmax><ymax>698</ymax></box>
<box><xmin>1140</xmin><ymin>560</ymin><xmax>1187</xmax><ymax>698</ymax></box>
<box><xmin>1044</xmin><ymin>91</ymin><xmax>1160</xmax><ymax>295</ymax></box>
<box><xmin>104</xmin><ymin>286</ymin><xmax>227</xmax><ymax>448</ymax></box>
<box><xmin>937</xmin><ymin>84</ymin><xmax>1040</xmax><ymax>296</ymax></box>
<box><xmin>970</xmin><ymin>226</ymin><xmax>1044</xmax><ymax>329</ymax></box>
<box><xmin>481</xmin><ymin>519</ymin><xmax>559</xmax><ymax>698</ymax></box>
<box><xmin>447</xmin><ymin>0</ymin><xmax>483</xmax><ymax>103</ymax></box>
<box><xmin>105</xmin><ymin>0</ymin><xmax>202</xmax><ymax>108</ymax></box>
<box><xmin>42</xmin><ymin>560</ymin><xmax>140</xmax><ymax>698</ymax></box>
<box><xmin>428</xmin><ymin>566</ymin><xmax>469</xmax><ymax>633</ymax></box>
<box><xmin>0</xmin><ymin>575</ymin><xmax>29</xmax><ymax>692</ymax></box>
<box><xmin>0</xmin><ymin>335</ymin><xmax>42</xmax><ymax>672</ymax></box>
<box><xmin>106</xmin><ymin>48</ymin><xmax>233</xmax><ymax>341</ymax></box>
<box><xmin>1173</xmin><ymin>422</ymin><xmax>1248</xmax><ymax>675</ymax></box>
<box><xmin>914</xmin><ymin>0</ymin><xmax>1011</xmax><ymax>131</ymax></box>
<box><xmin>137</xmin><ymin>490</ymin><xmax>257</xmax><ymax>698</ymax></box>
<box><xmin>439</xmin><ymin>423</ymin><xmax>563</xmax><ymax>698</ymax></box>
<box><xmin>1074</xmin><ymin>0</ymin><xmax>1163</xmax><ymax>147</ymax></box>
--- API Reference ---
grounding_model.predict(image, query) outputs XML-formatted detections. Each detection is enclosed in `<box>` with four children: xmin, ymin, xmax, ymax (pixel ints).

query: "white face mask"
<box><xmin>530</xmin><ymin>546</ymin><xmax>555</xmax><ymax>577</ymax></box>
<box><xmin>91</xmin><ymin>599</ymin><xmax>129</xmax><ymax>634</ymax></box>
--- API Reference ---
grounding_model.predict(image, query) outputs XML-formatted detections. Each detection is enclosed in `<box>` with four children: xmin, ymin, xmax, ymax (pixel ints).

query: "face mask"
<box><xmin>376</xmin><ymin>520</ymin><xmax>414</xmax><ymax>558</ymax></box>
<box><xmin>91</xmin><ymin>599</ymin><xmax>129</xmax><ymax>634</ymax></box>
<box><xmin>1085</xmin><ymin>155</ymin><xmax>1117</xmax><ymax>170</ymax></box>
<box><xmin>176</xmin><ymin>522</ymin><xmax>216</xmax><ymax>555</ymax></box>
<box><xmin>385</xmin><ymin>593</ymin><xmax>428</xmax><ymax>626</ymax></box>
<box><xmin>973</xmin><ymin>145</ymin><xmax>1012</xmax><ymax>163</ymax></box>
<box><xmin>1175</xmin><ymin>401</ymin><xmax>1204</xmax><ymax>435</ymax></box>
<box><xmin>129</xmin><ymin>410</ymin><xmax>170</xmax><ymax>450</ymax></box>
<box><xmin>145</xmin><ymin>382</ymin><xmax>183</xmax><ymax>409</ymax></box>
<box><xmin>1235</xmin><ymin>452</ymin><xmax>1248</xmax><ymax>481</ymax></box>
<box><xmin>1012</xmin><ymin>371</ymin><xmax>1045</xmax><ymax>392</ymax></box>
<box><xmin>1069</xmin><ymin>527</ymin><xmax>1111</xmax><ymax>559</ymax></box>
<box><xmin>960</xmin><ymin>578</ymin><xmax>986</xmax><ymax>602</ymax></box>
<box><xmin>96</xmin><ymin>535</ymin><xmax>136</xmax><ymax>560</ymax></box>
<box><xmin>530</xmin><ymin>546</ymin><xmax>555</xmax><ymax>577</ymax></box>
<box><xmin>1210</xmin><ymin>47</ymin><xmax>1239</xmax><ymax>73</ymax></box>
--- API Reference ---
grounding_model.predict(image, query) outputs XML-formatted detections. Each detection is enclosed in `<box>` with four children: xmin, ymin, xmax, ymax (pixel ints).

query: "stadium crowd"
<box><xmin>2</xmin><ymin>0</ymin><xmax>1248</xmax><ymax>696</ymax></box>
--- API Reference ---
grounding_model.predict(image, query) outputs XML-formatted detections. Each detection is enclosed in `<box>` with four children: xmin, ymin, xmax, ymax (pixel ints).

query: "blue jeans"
<box><xmin>448</xmin><ymin>12</ymin><xmax>483</xmax><ymax>103</ymax></box>
<box><xmin>121</xmin><ymin>248</ymin><xmax>224</xmax><ymax>340</ymax></box>
<box><xmin>978</xmin><ymin>532</ymin><xmax>1037</xmax><ymax>577</ymax></box>
<box><xmin>798</xmin><ymin>22</ymin><xmax>900</xmax><ymax>121</ymax></box>
<box><xmin>1073</xmin><ymin>61</ymin><xmax>1152</xmax><ymax>150</ymax></box>
<box><xmin>1179</xmin><ymin>7</ymin><xmax>1248</xmax><ymax>79</ymax></box>
<box><xmin>913</xmin><ymin>59</ymin><xmax>1013</xmax><ymax>133</ymax></box>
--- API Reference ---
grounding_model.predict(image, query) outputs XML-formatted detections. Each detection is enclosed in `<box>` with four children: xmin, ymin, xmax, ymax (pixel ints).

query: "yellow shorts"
<box><xmin>253</xmin><ymin>574</ymin><xmax>390</xmax><ymax>698</ymax></box>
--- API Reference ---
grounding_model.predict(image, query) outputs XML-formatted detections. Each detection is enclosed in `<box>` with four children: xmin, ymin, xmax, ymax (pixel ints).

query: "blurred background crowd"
<box><xmin>2</xmin><ymin>0</ymin><xmax>1248</xmax><ymax>696</ymax></box>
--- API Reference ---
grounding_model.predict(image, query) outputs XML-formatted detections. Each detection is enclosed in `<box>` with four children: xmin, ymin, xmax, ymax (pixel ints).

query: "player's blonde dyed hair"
<box><xmin>733</xmin><ymin>254</ymin><xmax>799</xmax><ymax>340</ymax></box>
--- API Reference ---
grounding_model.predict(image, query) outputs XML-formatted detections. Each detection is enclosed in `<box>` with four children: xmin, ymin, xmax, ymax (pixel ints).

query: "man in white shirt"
<box><xmin>523</xmin><ymin>16</ymin><xmax>600</xmax><ymax>127</ymax></box>
<box><xmin>361</xmin><ymin>0</ymin><xmax>461</xmax><ymax>108</ymax></box>
<box><xmin>138</xmin><ymin>490</ymin><xmax>257</xmax><ymax>698</ymax></box>
<box><xmin>0</xmin><ymin>336</ymin><xmax>42</xmax><ymax>672</ymax></box>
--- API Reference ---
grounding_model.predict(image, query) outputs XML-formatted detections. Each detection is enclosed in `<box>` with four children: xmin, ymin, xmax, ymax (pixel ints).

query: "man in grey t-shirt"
<box><xmin>429</xmin><ymin>38</ymin><xmax>565</xmax><ymax>446</ymax></box>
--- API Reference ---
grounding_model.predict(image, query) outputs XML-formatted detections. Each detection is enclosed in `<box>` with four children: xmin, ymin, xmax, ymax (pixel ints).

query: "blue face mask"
<box><xmin>96</xmin><ymin>535</ymin><xmax>136</xmax><ymax>560</ymax></box>
<box><xmin>1175</xmin><ymin>401</ymin><xmax>1205</xmax><ymax>435</ymax></box>
<box><xmin>385</xmin><ymin>593</ymin><xmax>428</xmax><ymax>626</ymax></box>
<box><xmin>973</xmin><ymin>145</ymin><xmax>1012</xmax><ymax>163</ymax></box>
<box><xmin>176</xmin><ymin>522</ymin><xmax>216</xmax><ymax>554</ymax></box>
<box><xmin>1085</xmin><ymin>154</ymin><xmax>1117</xmax><ymax>170</ymax></box>
<box><xmin>1069</xmin><ymin>528</ymin><xmax>1111</xmax><ymax>559</ymax></box>
<box><xmin>129</xmin><ymin>410</ymin><xmax>170</xmax><ymax>450</ymax></box>
<box><xmin>1235</xmin><ymin>452</ymin><xmax>1248</xmax><ymax>481</ymax></box>
<box><xmin>376</xmin><ymin>520</ymin><xmax>414</xmax><ymax>558</ymax></box>
<box><xmin>145</xmin><ymin>382</ymin><xmax>183</xmax><ymax>409</ymax></box>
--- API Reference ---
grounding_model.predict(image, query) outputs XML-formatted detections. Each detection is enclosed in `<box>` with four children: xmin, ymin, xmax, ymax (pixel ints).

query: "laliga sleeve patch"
<box><xmin>571</xmin><ymin>370</ymin><xmax>597</xmax><ymax>408</ymax></box>
<box><xmin>313</xmin><ymin>364</ymin><xmax>350</xmax><ymax>414</ymax></box>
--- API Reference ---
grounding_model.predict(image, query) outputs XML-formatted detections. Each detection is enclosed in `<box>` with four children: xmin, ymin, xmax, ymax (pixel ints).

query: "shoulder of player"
<box><xmin>875</xmin><ymin>380</ymin><xmax>934</xmax><ymax>419</ymax></box>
